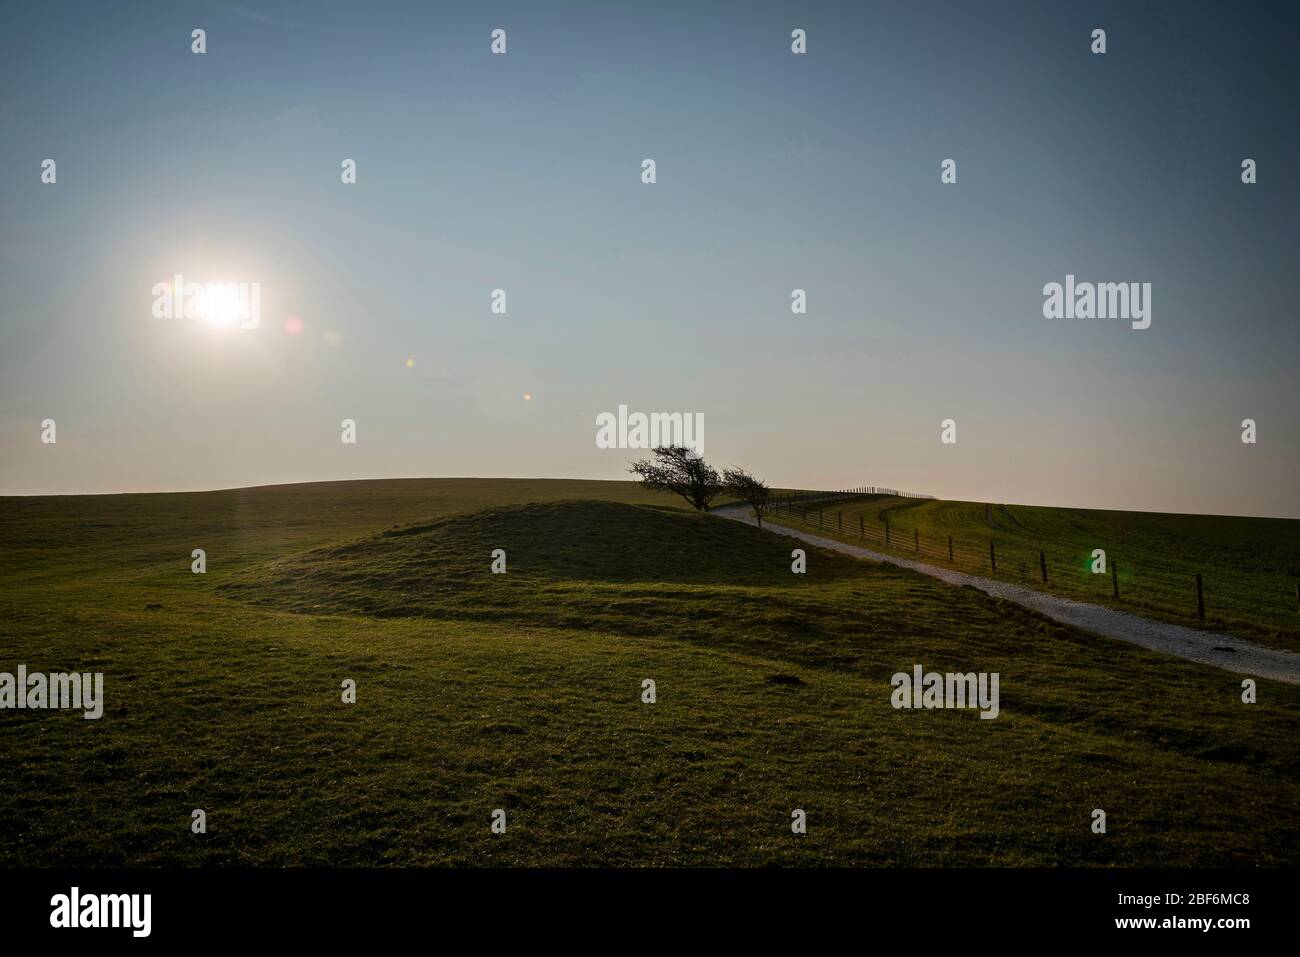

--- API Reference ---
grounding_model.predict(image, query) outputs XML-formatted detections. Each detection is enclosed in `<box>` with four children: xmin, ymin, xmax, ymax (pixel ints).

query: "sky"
<box><xmin>1</xmin><ymin>0</ymin><xmax>1297</xmax><ymax>517</ymax></box>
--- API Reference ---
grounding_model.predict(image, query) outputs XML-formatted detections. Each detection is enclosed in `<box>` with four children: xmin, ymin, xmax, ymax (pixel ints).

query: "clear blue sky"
<box><xmin>1</xmin><ymin>0</ymin><xmax>1296</xmax><ymax>516</ymax></box>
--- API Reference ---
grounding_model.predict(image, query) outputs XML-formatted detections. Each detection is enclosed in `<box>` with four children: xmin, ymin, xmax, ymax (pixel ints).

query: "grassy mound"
<box><xmin>219</xmin><ymin>500</ymin><xmax>905</xmax><ymax>668</ymax></box>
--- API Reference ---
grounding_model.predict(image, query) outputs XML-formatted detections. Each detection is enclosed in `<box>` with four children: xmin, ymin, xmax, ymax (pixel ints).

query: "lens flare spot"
<box><xmin>283</xmin><ymin>316</ymin><xmax>305</xmax><ymax>335</ymax></box>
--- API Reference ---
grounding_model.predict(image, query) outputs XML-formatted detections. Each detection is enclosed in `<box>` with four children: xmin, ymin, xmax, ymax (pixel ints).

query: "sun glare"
<box><xmin>197</xmin><ymin>284</ymin><xmax>240</xmax><ymax>329</ymax></box>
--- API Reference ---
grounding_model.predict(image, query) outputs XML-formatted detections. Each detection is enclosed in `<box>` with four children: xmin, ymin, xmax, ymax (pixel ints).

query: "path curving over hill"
<box><xmin>713</xmin><ymin>505</ymin><xmax>1300</xmax><ymax>685</ymax></box>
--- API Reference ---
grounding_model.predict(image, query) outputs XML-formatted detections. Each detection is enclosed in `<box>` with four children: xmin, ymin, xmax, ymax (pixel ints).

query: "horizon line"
<box><xmin>2</xmin><ymin>474</ymin><xmax>1296</xmax><ymax>523</ymax></box>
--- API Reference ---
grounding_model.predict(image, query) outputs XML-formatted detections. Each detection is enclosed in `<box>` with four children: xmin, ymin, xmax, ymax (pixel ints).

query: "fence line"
<box><xmin>761</xmin><ymin>490</ymin><xmax>1298</xmax><ymax>634</ymax></box>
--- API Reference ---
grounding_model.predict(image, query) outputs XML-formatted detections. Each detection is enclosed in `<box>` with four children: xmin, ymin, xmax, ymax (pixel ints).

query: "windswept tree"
<box><xmin>629</xmin><ymin>446</ymin><xmax>723</xmax><ymax>512</ymax></box>
<box><xmin>722</xmin><ymin>467</ymin><xmax>771</xmax><ymax>527</ymax></box>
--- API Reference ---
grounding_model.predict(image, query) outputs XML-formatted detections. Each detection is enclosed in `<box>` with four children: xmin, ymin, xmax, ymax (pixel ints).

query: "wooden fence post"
<box><xmin>837</xmin><ymin>511</ymin><xmax>842</xmax><ymax>531</ymax></box>
<box><xmin>885</xmin><ymin>520</ymin><xmax>891</xmax><ymax>545</ymax></box>
<box><xmin>914</xmin><ymin>528</ymin><xmax>919</xmax><ymax>553</ymax></box>
<box><xmin>989</xmin><ymin>541</ymin><xmax>996</xmax><ymax>571</ymax></box>
<box><xmin>1039</xmin><ymin>550</ymin><xmax>1047</xmax><ymax>582</ymax></box>
<box><xmin>948</xmin><ymin>536</ymin><xmax>953</xmax><ymax>562</ymax></box>
<box><xmin>1196</xmin><ymin>573</ymin><xmax>1205</xmax><ymax>621</ymax></box>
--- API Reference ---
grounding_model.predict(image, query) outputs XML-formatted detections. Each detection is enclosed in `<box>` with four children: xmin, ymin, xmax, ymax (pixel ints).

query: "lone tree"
<box><xmin>722</xmin><ymin>467</ymin><xmax>771</xmax><ymax>527</ymax></box>
<box><xmin>629</xmin><ymin>446</ymin><xmax>723</xmax><ymax>512</ymax></box>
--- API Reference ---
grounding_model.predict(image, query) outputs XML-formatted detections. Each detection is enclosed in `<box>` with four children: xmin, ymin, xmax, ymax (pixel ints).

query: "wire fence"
<box><xmin>764</xmin><ymin>490</ymin><xmax>1300</xmax><ymax>638</ymax></box>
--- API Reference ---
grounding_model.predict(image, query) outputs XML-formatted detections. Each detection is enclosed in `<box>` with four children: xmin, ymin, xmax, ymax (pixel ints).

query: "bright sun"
<box><xmin>196</xmin><ymin>284</ymin><xmax>241</xmax><ymax>329</ymax></box>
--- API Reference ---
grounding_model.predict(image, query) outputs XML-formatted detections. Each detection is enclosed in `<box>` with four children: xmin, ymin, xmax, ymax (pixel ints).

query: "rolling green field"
<box><xmin>2</xmin><ymin>478</ymin><xmax>1298</xmax><ymax>867</ymax></box>
<box><xmin>767</xmin><ymin>495</ymin><xmax>1300</xmax><ymax>651</ymax></box>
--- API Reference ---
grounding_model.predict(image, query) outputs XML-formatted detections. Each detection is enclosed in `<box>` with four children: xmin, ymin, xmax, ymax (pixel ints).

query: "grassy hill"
<box><xmin>766</xmin><ymin>495</ymin><xmax>1300</xmax><ymax>651</ymax></box>
<box><xmin>2</xmin><ymin>479</ymin><xmax>1298</xmax><ymax>866</ymax></box>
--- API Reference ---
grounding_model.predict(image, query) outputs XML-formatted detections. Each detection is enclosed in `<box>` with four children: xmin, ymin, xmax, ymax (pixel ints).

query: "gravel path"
<box><xmin>713</xmin><ymin>505</ymin><xmax>1300</xmax><ymax>685</ymax></box>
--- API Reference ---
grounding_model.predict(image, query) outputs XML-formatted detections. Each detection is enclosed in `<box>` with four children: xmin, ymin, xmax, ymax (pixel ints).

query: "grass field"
<box><xmin>2</xmin><ymin>478</ymin><xmax>1298</xmax><ymax>866</ymax></box>
<box><xmin>766</xmin><ymin>494</ymin><xmax>1300</xmax><ymax>651</ymax></box>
